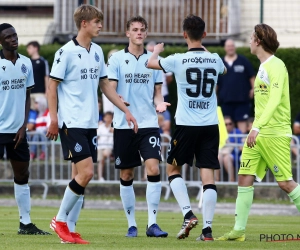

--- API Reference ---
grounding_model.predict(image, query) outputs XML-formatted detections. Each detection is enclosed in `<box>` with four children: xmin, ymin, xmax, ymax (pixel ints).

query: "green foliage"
<box><xmin>18</xmin><ymin>44</ymin><xmax>300</xmax><ymax>124</ymax></box>
<box><xmin>1</xmin><ymin>206</ymin><xmax>300</xmax><ymax>249</ymax></box>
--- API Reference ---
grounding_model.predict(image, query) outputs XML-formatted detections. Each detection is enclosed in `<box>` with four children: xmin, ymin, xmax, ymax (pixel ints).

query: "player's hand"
<box><xmin>247</xmin><ymin>130</ymin><xmax>259</xmax><ymax>148</ymax></box>
<box><xmin>156</xmin><ymin>102</ymin><xmax>171</xmax><ymax>113</ymax></box>
<box><xmin>119</xmin><ymin>95</ymin><xmax>130</xmax><ymax>106</ymax></box>
<box><xmin>153</xmin><ymin>43</ymin><xmax>164</xmax><ymax>53</ymax></box>
<box><xmin>125</xmin><ymin>111</ymin><xmax>138</xmax><ymax>133</ymax></box>
<box><xmin>14</xmin><ymin>126</ymin><xmax>26</xmax><ymax>149</ymax></box>
<box><xmin>46</xmin><ymin>121</ymin><xmax>59</xmax><ymax>141</ymax></box>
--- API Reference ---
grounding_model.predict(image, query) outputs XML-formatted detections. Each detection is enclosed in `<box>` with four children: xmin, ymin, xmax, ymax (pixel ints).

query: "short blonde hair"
<box><xmin>73</xmin><ymin>4</ymin><xmax>103</xmax><ymax>30</ymax></box>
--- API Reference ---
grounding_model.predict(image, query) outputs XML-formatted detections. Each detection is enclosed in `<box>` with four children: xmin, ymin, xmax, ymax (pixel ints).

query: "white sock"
<box><xmin>67</xmin><ymin>195</ymin><xmax>84</xmax><ymax>232</ymax></box>
<box><xmin>56</xmin><ymin>186</ymin><xmax>80</xmax><ymax>222</ymax></box>
<box><xmin>120</xmin><ymin>184</ymin><xmax>137</xmax><ymax>228</ymax></box>
<box><xmin>202</xmin><ymin>188</ymin><xmax>217</xmax><ymax>229</ymax></box>
<box><xmin>14</xmin><ymin>183</ymin><xmax>31</xmax><ymax>224</ymax></box>
<box><xmin>146</xmin><ymin>181</ymin><xmax>161</xmax><ymax>226</ymax></box>
<box><xmin>170</xmin><ymin>177</ymin><xmax>191</xmax><ymax>217</ymax></box>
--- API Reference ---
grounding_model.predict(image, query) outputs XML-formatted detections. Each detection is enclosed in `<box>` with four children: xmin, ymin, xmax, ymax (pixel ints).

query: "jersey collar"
<box><xmin>125</xmin><ymin>46</ymin><xmax>147</xmax><ymax>60</ymax></box>
<box><xmin>72</xmin><ymin>37</ymin><xmax>93</xmax><ymax>52</ymax></box>
<box><xmin>188</xmin><ymin>48</ymin><xmax>206</xmax><ymax>52</ymax></box>
<box><xmin>0</xmin><ymin>49</ymin><xmax>20</xmax><ymax>60</ymax></box>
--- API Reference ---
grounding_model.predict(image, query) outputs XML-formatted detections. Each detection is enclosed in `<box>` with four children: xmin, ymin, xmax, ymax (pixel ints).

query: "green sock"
<box><xmin>288</xmin><ymin>184</ymin><xmax>300</xmax><ymax>212</ymax></box>
<box><xmin>233</xmin><ymin>186</ymin><xmax>254</xmax><ymax>231</ymax></box>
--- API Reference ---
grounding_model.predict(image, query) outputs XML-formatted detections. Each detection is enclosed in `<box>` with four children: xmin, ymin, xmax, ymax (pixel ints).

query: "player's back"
<box><xmin>160</xmin><ymin>49</ymin><xmax>225</xmax><ymax>126</ymax></box>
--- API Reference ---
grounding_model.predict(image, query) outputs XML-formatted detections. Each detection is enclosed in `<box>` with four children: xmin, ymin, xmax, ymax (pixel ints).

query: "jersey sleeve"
<box><xmin>253</xmin><ymin>64</ymin><xmax>287</xmax><ymax>130</ymax></box>
<box><xmin>98</xmin><ymin>49</ymin><xmax>107</xmax><ymax>79</ymax></box>
<box><xmin>49</xmin><ymin>48</ymin><xmax>68</xmax><ymax>82</ymax></box>
<box><xmin>213</xmin><ymin>53</ymin><xmax>226</xmax><ymax>75</ymax></box>
<box><xmin>107</xmin><ymin>53</ymin><xmax>119</xmax><ymax>81</ymax></box>
<box><xmin>26</xmin><ymin>59</ymin><xmax>35</xmax><ymax>89</ymax></box>
<box><xmin>159</xmin><ymin>55</ymin><xmax>175</xmax><ymax>73</ymax></box>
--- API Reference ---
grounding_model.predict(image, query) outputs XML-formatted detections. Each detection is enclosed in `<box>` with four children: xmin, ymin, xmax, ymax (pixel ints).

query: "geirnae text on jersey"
<box><xmin>189</xmin><ymin>101</ymin><xmax>210</xmax><ymax>109</ymax></box>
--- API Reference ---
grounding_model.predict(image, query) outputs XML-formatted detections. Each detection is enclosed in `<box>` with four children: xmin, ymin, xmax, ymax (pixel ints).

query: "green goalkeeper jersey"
<box><xmin>252</xmin><ymin>55</ymin><xmax>292</xmax><ymax>137</ymax></box>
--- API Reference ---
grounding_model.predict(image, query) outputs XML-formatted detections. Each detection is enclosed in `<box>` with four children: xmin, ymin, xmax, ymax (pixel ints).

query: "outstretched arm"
<box><xmin>147</xmin><ymin>43</ymin><xmax>165</xmax><ymax>70</ymax></box>
<box><xmin>154</xmin><ymin>84</ymin><xmax>171</xmax><ymax>113</ymax></box>
<box><xmin>100</xmin><ymin>78</ymin><xmax>138</xmax><ymax>133</ymax></box>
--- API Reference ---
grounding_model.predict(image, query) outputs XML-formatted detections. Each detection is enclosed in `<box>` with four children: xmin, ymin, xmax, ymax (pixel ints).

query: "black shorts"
<box><xmin>113</xmin><ymin>128</ymin><xmax>162</xmax><ymax>169</ymax></box>
<box><xmin>59</xmin><ymin>123</ymin><xmax>98</xmax><ymax>163</ymax></box>
<box><xmin>0</xmin><ymin>133</ymin><xmax>30</xmax><ymax>162</ymax></box>
<box><xmin>167</xmin><ymin>125</ymin><xmax>220</xmax><ymax>169</ymax></box>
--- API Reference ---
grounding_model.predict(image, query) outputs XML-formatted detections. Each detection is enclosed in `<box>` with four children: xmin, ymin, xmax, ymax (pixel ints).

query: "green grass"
<box><xmin>0</xmin><ymin>207</ymin><xmax>299</xmax><ymax>250</ymax></box>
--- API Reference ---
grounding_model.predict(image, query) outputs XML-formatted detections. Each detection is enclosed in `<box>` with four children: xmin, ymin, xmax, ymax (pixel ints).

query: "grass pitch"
<box><xmin>0</xmin><ymin>206</ymin><xmax>299</xmax><ymax>250</ymax></box>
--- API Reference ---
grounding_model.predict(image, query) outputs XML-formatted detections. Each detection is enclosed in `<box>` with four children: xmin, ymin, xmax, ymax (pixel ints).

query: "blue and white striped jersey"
<box><xmin>0</xmin><ymin>50</ymin><xmax>34</xmax><ymax>133</ymax></box>
<box><xmin>107</xmin><ymin>47</ymin><xmax>163</xmax><ymax>129</ymax></box>
<box><xmin>50</xmin><ymin>38</ymin><xmax>107</xmax><ymax>129</ymax></box>
<box><xmin>159</xmin><ymin>48</ymin><xmax>225</xmax><ymax>126</ymax></box>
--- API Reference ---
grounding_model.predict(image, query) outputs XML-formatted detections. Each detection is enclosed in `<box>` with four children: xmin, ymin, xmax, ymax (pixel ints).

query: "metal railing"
<box><xmin>1</xmin><ymin>132</ymin><xmax>299</xmax><ymax>200</ymax></box>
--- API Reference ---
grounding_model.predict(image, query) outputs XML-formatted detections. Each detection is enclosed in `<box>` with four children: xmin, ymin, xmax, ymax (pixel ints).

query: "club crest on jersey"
<box><xmin>125</xmin><ymin>60</ymin><xmax>129</xmax><ymax>64</ymax></box>
<box><xmin>145</xmin><ymin>59</ymin><xmax>148</xmax><ymax>67</ymax></box>
<box><xmin>273</xmin><ymin>165</ymin><xmax>279</xmax><ymax>173</ymax></box>
<box><xmin>2</xmin><ymin>66</ymin><xmax>6</xmax><ymax>71</ymax></box>
<box><xmin>21</xmin><ymin>64</ymin><xmax>27</xmax><ymax>74</ymax></box>
<box><xmin>95</xmin><ymin>52</ymin><xmax>100</xmax><ymax>62</ymax></box>
<box><xmin>78</xmin><ymin>54</ymin><xmax>81</xmax><ymax>59</ymax></box>
<box><xmin>74</xmin><ymin>143</ymin><xmax>82</xmax><ymax>152</ymax></box>
<box><xmin>116</xmin><ymin>157</ymin><xmax>121</xmax><ymax>165</ymax></box>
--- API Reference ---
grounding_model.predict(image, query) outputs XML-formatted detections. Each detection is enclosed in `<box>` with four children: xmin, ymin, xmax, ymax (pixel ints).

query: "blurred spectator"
<box><xmin>146</xmin><ymin>41</ymin><xmax>173</xmax><ymax>102</ymax></box>
<box><xmin>26</xmin><ymin>41</ymin><xmax>49</xmax><ymax>106</ymax></box>
<box><xmin>218</xmin><ymin>116</ymin><xmax>243</xmax><ymax>182</ymax></box>
<box><xmin>291</xmin><ymin>113</ymin><xmax>300</xmax><ymax>161</ymax></box>
<box><xmin>157</xmin><ymin>113</ymin><xmax>164</xmax><ymax>134</ymax></box>
<box><xmin>30</xmin><ymin>96</ymin><xmax>50</xmax><ymax>160</ymax></box>
<box><xmin>27</xmin><ymin>96</ymin><xmax>38</xmax><ymax>132</ymax></box>
<box><xmin>293</xmin><ymin>113</ymin><xmax>300</xmax><ymax>140</ymax></box>
<box><xmin>97</xmin><ymin>111</ymin><xmax>114</xmax><ymax>181</ymax></box>
<box><xmin>161</xmin><ymin>109</ymin><xmax>171</xmax><ymax>135</ymax></box>
<box><xmin>98</xmin><ymin>98</ymin><xmax>104</xmax><ymax>122</ymax></box>
<box><xmin>217</xmin><ymin>39</ymin><xmax>256</xmax><ymax>134</ymax></box>
<box><xmin>102</xmin><ymin>49</ymin><xmax>119</xmax><ymax>113</ymax></box>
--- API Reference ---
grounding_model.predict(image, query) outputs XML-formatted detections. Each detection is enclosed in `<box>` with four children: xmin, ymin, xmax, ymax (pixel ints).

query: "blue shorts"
<box><xmin>221</xmin><ymin>102</ymin><xmax>250</xmax><ymax>122</ymax></box>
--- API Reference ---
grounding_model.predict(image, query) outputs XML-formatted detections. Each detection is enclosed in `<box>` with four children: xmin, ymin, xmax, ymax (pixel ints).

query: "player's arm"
<box><xmin>147</xmin><ymin>43</ymin><xmax>164</xmax><ymax>70</ymax></box>
<box><xmin>154</xmin><ymin>84</ymin><xmax>170</xmax><ymax>112</ymax></box>
<box><xmin>14</xmin><ymin>88</ymin><xmax>31</xmax><ymax>148</ymax></box>
<box><xmin>248</xmin><ymin>66</ymin><xmax>285</xmax><ymax>148</ymax></box>
<box><xmin>100</xmin><ymin>78</ymin><xmax>138</xmax><ymax>133</ymax></box>
<box><xmin>46</xmin><ymin>78</ymin><xmax>60</xmax><ymax>141</ymax></box>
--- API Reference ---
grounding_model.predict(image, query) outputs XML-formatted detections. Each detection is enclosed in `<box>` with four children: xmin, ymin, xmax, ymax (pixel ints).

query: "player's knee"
<box><xmin>14</xmin><ymin>169</ymin><xmax>30</xmax><ymax>185</ymax></box>
<box><xmin>278</xmin><ymin>181</ymin><xmax>295</xmax><ymax>193</ymax></box>
<box><xmin>146</xmin><ymin>164</ymin><xmax>159</xmax><ymax>176</ymax></box>
<box><xmin>84</xmin><ymin>170</ymin><xmax>94</xmax><ymax>182</ymax></box>
<box><xmin>120</xmin><ymin>169</ymin><xmax>134</xmax><ymax>181</ymax></box>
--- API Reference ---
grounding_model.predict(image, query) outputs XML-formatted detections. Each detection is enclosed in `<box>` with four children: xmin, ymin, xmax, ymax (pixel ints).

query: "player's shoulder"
<box><xmin>91</xmin><ymin>42</ymin><xmax>104</xmax><ymax>52</ymax></box>
<box><xmin>18</xmin><ymin>54</ymin><xmax>32</xmax><ymax>66</ymax></box>
<box><xmin>266</xmin><ymin>55</ymin><xmax>286</xmax><ymax>70</ymax></box>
